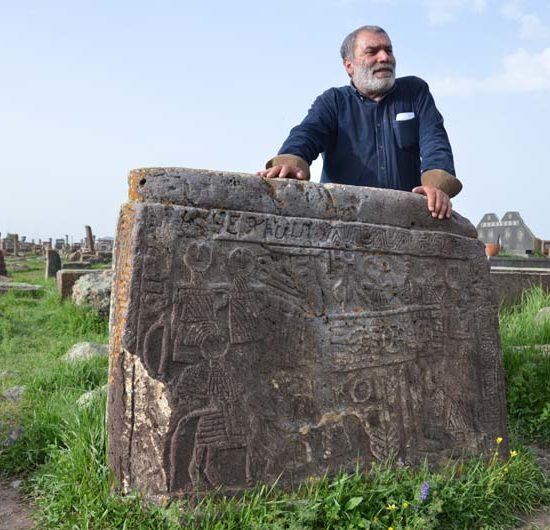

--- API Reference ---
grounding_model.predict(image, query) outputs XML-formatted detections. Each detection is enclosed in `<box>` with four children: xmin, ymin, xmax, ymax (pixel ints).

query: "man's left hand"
<box><xmin>411</xmin><ymin>186</ymin><xmax>452</xmax><ymax>219</ymax></box>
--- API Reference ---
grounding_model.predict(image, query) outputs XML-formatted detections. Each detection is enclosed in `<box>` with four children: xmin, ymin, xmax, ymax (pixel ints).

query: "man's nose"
<box><xmin>376</xmin><ymin>50</ymin><xmax>393</xmax><ymax>62</ymax></box>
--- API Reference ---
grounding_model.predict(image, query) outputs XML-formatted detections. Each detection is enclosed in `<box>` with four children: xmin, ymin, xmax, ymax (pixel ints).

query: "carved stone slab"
<box><xmin>108</xmin><ymin>168</ymin><xmax>508</xmax><ymax>500</ymax></box>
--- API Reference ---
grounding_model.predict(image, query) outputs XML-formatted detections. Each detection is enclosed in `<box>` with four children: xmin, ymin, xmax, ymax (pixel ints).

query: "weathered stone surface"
<box><xmin>57</xmin><ymin>269</ymin><xmax>97</xmax><ymax>300</ymax></box>
<box><xmin>45</xmin><ymin>249</ymin><xmax>62</xmax><ymax>279</ymax></box>
<box><xmin>108</xmin><ymin>168</ymin><xmax>508</xmax><ymax>501</ymax></box>
<box><xmin>72</xmin><ymin>270</ymin><xmax>112</xmax><ymax>317</ymax></box>
<box><xmin>63</xmin><ymin>342</ymin><xmax>109</xmax><ymax>361</ymax></box>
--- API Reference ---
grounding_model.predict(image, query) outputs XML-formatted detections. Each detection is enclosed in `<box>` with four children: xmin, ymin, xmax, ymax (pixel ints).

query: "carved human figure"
<box><xmin>170</xmin><ymin>328</ymin><xmax>250</xmax><ymax>491</ymax></box>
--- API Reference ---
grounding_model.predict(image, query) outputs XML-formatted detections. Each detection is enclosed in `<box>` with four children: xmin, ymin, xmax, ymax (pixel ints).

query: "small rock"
<box><xmin>76</xmin><ymin>384</ymin><xmax>108</xmax><ymax>408</ymax></box>
<box><xmin>10</xmin><ymin>479</ymin><xmax>22</xmax><ymax>490</ymax></box>
<box><xmin>63</xmin><ymin>342</ymin><xmax>109</xmax><ymax>361</ymax></box>
<box><xmin>2</xmin><ymin>426</ymin><xmax>24</xmax><ymax>448</ymax></box>
<box><xmin>535</xmin><ymin>307</ymin><xmax>550</xmax><ymax>326</ymax></box>
<box><xmin>2</xmin><ymin>386</ymin><xmax>25</xmax><ymax>402</ymax></box>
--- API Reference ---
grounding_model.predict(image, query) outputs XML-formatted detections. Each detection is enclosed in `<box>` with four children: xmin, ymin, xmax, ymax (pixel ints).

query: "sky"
<box><xmin>1</xmin><ymin>0</ymin><xmax>549</xmax><ymax>242</ymax></box>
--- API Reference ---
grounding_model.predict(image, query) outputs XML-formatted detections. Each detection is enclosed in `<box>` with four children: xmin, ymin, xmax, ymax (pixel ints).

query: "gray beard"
<box><xmin>352</xmin><ymin>65</ymin><xmax>396</xmax><ymax>97</ymax></box>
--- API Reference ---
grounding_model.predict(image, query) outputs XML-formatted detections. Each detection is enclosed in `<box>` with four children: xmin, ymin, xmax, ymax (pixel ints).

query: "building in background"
<box><xmin>477</xmin><ymin>211</ymin><xmax>549</xmax><ymax>255</ymax></box>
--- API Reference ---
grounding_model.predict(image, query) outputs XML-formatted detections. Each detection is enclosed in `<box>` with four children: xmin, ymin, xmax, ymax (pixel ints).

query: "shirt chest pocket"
<box><xmin>392</xmin><ymin>116</ymin><xmax>419</xmax><ymax>150</ymax></box>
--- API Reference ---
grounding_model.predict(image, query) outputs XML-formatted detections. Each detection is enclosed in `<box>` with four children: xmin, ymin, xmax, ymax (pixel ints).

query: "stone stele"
<box><xmin>108</xmin><ymin>167</ymin><xmax>508</xmax><ymax>501</ymax></box>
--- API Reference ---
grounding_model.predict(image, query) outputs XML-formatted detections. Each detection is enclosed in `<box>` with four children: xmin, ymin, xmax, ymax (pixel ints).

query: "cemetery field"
<box><xmin>1</xmin><ymin>258</ymin><xmax>550</xmax><ymax>529</ymax></box>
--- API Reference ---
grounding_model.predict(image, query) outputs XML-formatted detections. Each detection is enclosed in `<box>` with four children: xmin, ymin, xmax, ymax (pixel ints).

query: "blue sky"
<box><xmin>1</xmin><ymin>0</ymin><xmax>549</xmax><ymax>241</ymax></box>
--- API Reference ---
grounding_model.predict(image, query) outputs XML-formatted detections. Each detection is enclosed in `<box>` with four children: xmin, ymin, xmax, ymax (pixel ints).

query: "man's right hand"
<box><xmin>256</xmin><ymin>165</ymin><xmax>308</xmax><ymax>180</ymax></box>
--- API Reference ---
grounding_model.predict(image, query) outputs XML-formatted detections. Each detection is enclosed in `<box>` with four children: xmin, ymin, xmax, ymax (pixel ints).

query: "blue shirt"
<box><xmin>278</xmin><ymin>76</ymin><xmax>455</xmax><ymax>191</ymax></box>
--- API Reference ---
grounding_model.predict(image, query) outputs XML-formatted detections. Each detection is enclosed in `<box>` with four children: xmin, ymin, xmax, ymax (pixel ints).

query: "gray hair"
<box><xmin>340</xmin><ymin>25</ymin><xmax>388</xmax><ymax>61</ymax></box>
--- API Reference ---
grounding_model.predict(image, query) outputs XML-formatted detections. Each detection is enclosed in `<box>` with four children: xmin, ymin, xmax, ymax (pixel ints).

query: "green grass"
<box><xmin>0</xmin><ymin>259</ymin><xmax>108</xmax><ymax>473</ymax></box>
<box><xmin>500</xmin><ymin>287</ymin><xmax>550</xmax><ymax>441</ymax></box>
<box><xmin>2</xmin><ymin>257</ymin><xmax>550</xmax><ymax>529</ymax></box>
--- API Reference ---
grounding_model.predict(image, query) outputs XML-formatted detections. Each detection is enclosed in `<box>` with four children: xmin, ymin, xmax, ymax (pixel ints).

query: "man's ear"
<box><xmin>343</xmin><ymin>58</ymin><xmax>354</xmax><ymax>77</ymax></box>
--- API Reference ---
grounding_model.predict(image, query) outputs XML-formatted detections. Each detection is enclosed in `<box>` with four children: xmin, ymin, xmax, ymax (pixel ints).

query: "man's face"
<box><xmin>344</xmin><ymin>31</ymin><xmax>396</xmax><ymax>97</ymax></box>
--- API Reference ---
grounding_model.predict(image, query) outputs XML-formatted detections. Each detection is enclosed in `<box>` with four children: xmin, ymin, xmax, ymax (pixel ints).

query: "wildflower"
<box><xmin>420</xmin><ymin>481</ymin><xmax>430</xmax><ymax>502</ymax></box>
<box><xmin>389</xmin><ymin>527</ymin><xmax>395</xmax><ymax>530</ymax></box>
<box><xmin>510</xmin><ymin>450</ymin><xmax>518</xmax><ymax>458</ymax></box>
<box><xmin>496</xmin><ymin>437</ymin><xmax>503</xmax><ymax>445</ymax></box>
<box><xmin>402</xmin><ymin>501</ymin><xmax>410</xmax><ymax>509</ymax></box>
<box><xmin>387</xmin><ymin>503</ymin><xmax>397</xmax><ymax>511</ymax></box>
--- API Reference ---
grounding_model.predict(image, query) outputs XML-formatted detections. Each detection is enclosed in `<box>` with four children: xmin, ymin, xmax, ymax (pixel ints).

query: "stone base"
<box><xmin>56</xmin><ymin>269</ymin><xmax>97</xmax><ymax>300</ymax></box>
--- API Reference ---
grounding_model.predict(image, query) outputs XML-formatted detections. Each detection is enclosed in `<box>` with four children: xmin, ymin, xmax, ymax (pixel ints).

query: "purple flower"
<box><xmin>420</xmin><ymin>481</ymin><xmax>430</xmax><ymax>502</ymax></box>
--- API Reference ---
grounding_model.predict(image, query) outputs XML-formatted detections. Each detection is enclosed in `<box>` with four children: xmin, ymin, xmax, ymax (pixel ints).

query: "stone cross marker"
<box><xmin>108</xmin><ymin>168</ymin><xmax>508</xmax><ymax>501</ymax></box>
<box><xmin>45</xmin><ymin>249</ymin><xmax>62</xmax><ymax>279</ymax></box>
<box><xmin>85</xmin><ymin>225</ymin><xmax>95</xmax><ymax>253</ymax></box>
<box><xmin>0</xmin><ymin>250</ymin><xmax>7</xmax><ymax>277</ymax></box>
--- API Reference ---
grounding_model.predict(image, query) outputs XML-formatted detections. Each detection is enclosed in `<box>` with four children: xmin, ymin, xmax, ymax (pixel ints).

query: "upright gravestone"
<box><xmin>45</xmin><ymin>249</ymin><xmax>62</xmax><ymax>279</ymax></box>
<box><xmin>13</xmin><ymin>234</ymin><xmax>18</xmax><ymax>257</ymax></box>
<box><xmin>85</xmin><ymin>225</ymin><xmax>95</xmax><ymax>253</ymax></box>
<box><xmin>108</xmin><ymin>168</ymin><xmax>508</xmax><ymax>501</ymax></box>
<box><xmin>0</xmin><ymin>250</ymin><xmax>7</xmax><ymax>276</ymax></box>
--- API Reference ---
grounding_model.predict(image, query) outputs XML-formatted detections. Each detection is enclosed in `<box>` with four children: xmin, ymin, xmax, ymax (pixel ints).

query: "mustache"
<box><xmin>371</xmin><ymin>63</ymin><xmax>395</xmax><ymax>74</ymax></box>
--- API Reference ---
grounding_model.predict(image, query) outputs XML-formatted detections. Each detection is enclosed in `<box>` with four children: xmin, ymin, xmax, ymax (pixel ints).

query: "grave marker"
<box><xmin>108</xmin><ymin>168</ymin><xmax>508</xmax><ymax>500</ymax></box>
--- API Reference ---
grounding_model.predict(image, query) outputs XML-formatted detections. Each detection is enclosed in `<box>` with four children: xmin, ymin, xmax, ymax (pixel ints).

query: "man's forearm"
<box><xmin>421</xmin><ymin>169</ymin><xmax>462</xmax><ymax>198</ymax></box>
<box><xmin>265</xmin><ymin>154</ymin><xmax>311</xmax><ymax>179</ymax></box>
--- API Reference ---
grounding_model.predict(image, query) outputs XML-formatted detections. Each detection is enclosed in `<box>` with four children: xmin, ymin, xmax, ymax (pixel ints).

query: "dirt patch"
<box><xmin>0</xmin><ymin>480</ymin><xmax>34</xmax><ymax>530</ymax></box>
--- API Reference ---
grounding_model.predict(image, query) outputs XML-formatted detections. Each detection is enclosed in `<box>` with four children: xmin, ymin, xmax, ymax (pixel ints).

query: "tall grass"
<box><xmin>0</xmin><ymin>263</ymin><xmax>108</xmax><ymax>473</ymax></box>
<box><xmin>500</xmin><ymin>287</ymin><xmax>550</xmax><ymax>441</ymax></box>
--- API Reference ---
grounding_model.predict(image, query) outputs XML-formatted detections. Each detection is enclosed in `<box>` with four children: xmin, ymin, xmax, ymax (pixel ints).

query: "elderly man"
<box><xmin>257</xmin><ymin>25</ymin><xmax>461</xmax><ymax>219</ymax></box>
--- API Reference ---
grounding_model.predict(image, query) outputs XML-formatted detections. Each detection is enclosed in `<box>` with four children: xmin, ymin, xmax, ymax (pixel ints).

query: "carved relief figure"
<box><xmin>170</xmin><ymin>327</ymin><xmax>251</xmax><ymax>491</ymax></box>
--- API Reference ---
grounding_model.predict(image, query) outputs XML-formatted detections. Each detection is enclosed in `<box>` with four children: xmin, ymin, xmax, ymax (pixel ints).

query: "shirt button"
<box><xmin>377</xmin><ymin>123</ymin><xmax>381</xmax><ymax>127</ymax></box>
<box><xmin>379</xmin><ymin>145</ymin><xmax>383</xmax><ymax>149</ymax></box>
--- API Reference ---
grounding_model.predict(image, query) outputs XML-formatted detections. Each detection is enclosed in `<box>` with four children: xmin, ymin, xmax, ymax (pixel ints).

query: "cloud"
<box><xmin>423</xmin><ymin>0</ymin><xmax>487</xmax><ymax>26</ymax></box>
<box><xmin>429</xmin><ymin>46</ymin><xmax>550</xmax><ymax>95</ymax></box>
<box><xmin>501</xmin><ymin>0</ymin><xmax>549</xmax><ymax>41</ymax></box>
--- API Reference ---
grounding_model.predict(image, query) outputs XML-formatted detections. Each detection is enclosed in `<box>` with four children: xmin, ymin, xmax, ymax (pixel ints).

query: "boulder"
<box><xmin>72</xmin><ymin>270</ymin><xmax>113</xmax><ymax>317</ymax></box>
<box><xmin>63</xmin><ymin>342</ymin><xmax>109</xmax><ymax>361</ymax></box>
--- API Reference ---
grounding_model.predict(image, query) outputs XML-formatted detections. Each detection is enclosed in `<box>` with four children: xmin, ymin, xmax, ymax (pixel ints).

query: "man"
<box><xmin>257</xmin><ymin>25</ymin><xmax>461</xmax><ymax>219</ymax></box>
